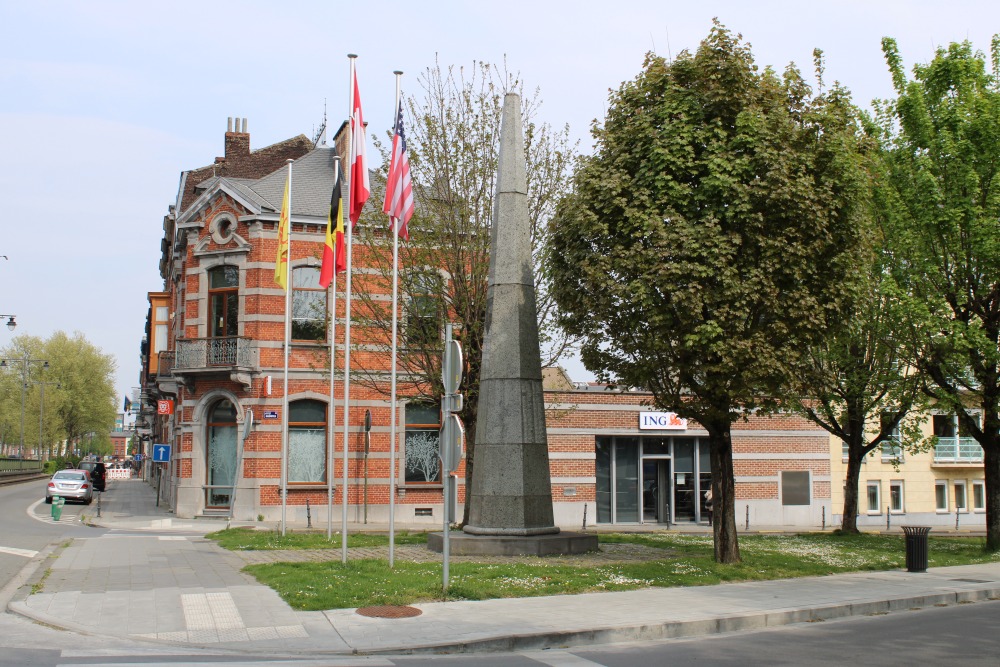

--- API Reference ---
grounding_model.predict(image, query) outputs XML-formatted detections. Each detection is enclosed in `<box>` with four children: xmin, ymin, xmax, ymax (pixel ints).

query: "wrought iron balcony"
<box><xmin>156</xmin><ymin>351</ymin><xmax>175</xmax><ymax>378</ymax></box>
<box><xmin>934</xmin><ymin>437</ymin><xmax>983</xmax><ymax>464</ymax></box>
<box><xmin>174</xmin><ymin>337</ymin><xmax>257</xmax><ymax>372</ymax></box>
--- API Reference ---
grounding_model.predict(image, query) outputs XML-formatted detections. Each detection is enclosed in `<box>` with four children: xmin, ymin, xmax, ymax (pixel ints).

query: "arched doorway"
<box><xmin>206</xmin><ymin>400</ymin><xmax>238</xmax><ymax>508</ymax></box>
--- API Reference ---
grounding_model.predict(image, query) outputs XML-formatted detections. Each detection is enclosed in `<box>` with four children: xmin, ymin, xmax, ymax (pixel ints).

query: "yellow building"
<box><xmin>830</xmin><ymin>412</ymin><xmax>986</xmax><ymax>529</ymax></box>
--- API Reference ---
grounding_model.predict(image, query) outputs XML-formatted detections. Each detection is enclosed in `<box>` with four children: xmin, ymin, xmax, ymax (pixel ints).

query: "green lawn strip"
<box><xmin>205</xmin><ymin>527</ymin><xmax>428</xmax><ymax>550</ymax></box>
<box><xmin>238</xmin><ymin>532</ymin><xmax>1000</xmax><ymax>611</ymax></box>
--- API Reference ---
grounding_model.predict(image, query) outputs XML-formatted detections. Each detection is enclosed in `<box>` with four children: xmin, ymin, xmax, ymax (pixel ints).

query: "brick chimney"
<box><xmin>220</xmin><ymin>117</ymin><xmax>250</xmax><ymax>163</ymax></box>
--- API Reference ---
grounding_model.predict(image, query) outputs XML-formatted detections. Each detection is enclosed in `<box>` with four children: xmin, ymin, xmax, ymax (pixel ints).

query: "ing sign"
<box><xmin>638</xmin><ymin>411</ymin><xmax>687</xmax><ymax>431</ymax></box>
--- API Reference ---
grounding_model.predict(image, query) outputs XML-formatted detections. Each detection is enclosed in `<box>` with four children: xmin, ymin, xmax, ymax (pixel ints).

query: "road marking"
<box><xmin>25</xmin><ymin>499</ymin><xmax>81</xmax><ymax>526</ymax></box>
<box><xmin>521</xmin><ymin>651</ymin><xmax>609</xmax><ymax>666</ymax></box>
<box><xmin>0</xmin><ymin>546</ymin><xmax>37</xmax><ymax>558</ymax></box>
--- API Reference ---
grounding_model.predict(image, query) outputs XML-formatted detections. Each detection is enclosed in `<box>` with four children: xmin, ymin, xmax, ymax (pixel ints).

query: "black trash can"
<box><xmin>902</xmin><ymin>526</ymin><xmax>931</xmax><ymax>572</ymax></box>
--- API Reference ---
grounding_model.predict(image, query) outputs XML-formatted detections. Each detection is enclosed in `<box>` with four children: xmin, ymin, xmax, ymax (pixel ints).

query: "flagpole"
<box><xmin>388</xmin><ymin>70</ymin><xmax>403</xmax><ymax>569</ymax></box>
<box><xmin>327</xmin><ymin>156</ymin><xmax>341</xmax><ymax>541</ymax></box>
<box><xmin>342</xmin><ymin>53</ymin><xmax>358</xmax><ymax>564</ymax></box>
<box><xmin>280</xmin><ymin>159</ymin><xmax>293</xmax><ymax>536</ymax></box>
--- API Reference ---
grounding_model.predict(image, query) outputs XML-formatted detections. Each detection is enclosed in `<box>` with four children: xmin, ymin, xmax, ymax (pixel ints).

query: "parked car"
<box><xmin>78</xmin><ymin>460</ymin><xmax>106</xmax><ymax>492</ymax></box>
<box><xmin>45</xmin><ymin>470</ymin><xmax>94</xmax><ymax>505</ymax></box>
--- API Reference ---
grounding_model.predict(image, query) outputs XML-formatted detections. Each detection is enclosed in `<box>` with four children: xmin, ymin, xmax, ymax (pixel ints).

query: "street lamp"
<box><xmin>0</xmin><ymin>353</ymin><xmax>49</xmax><ymax>458</ymax></box>
<box><xmin>34</xmin><ymin>380</ymin><xmax>60</xmax><ymax>460</ymax></box>
<box><xmin>0</xmin><ymin>314</ymin><xmax>15</xmax><ymax>332</ymax></box>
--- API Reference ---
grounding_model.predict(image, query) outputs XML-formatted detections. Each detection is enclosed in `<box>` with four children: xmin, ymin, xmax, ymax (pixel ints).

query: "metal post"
<box><xmin>887</xmin><ymin>506</ymin><xmax>890</xmax><ymax>531</ymax></box>
<box><xmin>745</xmin><ymin>504</ymin><xmax>750</xmax><ymax>531</ymax></box>
<box><xmin>306</xmin><ymin>498</ymin><xmax>312</xmax><ymax>529</ymax></box>
<box><xmin>156</xmin><ymin>463</ymin><xmax>162</xmax><ymax>507</ymax></box>
<box><xmin>822</xmin><ymin>506</ymin><xmax>826</xmax><ymax>531</ymax></box>
<box><xmin>97</xmin><ymin>491</ymin><xmax>102</xmax><ymax>518</ymax></box>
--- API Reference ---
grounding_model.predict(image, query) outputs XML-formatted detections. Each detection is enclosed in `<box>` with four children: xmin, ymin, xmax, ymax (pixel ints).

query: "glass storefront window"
<box><xmin>596</xmin><ymin>437</ymin><xmax>611</xmax><ymax>523</ymax></box>
<box><xmin>614</xmin><ymin>438</ymin><xmax>639</xmax><ymax>522</ymax></box>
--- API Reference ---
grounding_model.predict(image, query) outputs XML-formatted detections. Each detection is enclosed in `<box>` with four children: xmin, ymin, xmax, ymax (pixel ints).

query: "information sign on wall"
<box><xmin>638</xmin><ymin>411</ymin><xmax>688</xmax><ymax>430</ymax></box>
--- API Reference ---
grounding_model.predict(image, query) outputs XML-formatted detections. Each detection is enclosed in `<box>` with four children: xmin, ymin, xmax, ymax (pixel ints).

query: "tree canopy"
<box><xmin>547</xmin><ymin>23</ymin><xmax>872</xmax><ymax>562</ymax></box>
<box><xmin>874</xmin><ymin>35</ymin><xmax>1000</xmax><ymax>549</ymax></box>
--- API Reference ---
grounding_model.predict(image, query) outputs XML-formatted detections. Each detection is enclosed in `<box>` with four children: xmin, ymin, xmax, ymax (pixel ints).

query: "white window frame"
<box><xmin>866</xmin><ymin>481</ymin><xmax>881</xmax><ymax>514</ymax></box>
<box><xmin>973</xmin><ymin>480</ymin><xmax>986</xmax><ymax>512</ymax></box>
<box><xmin>935</xmin><ymin>480</ymin><xmax>949</xmax><ymax>512</ymax></box>
<box><xmin>889</xmin><ymin>480</ymin><xmax>904</xmax><ymax>514</ymax></box>
<box><xmin>954</xmin><ymin>480</ymin><xmax>968</xmax><ymax>512</ymax></box>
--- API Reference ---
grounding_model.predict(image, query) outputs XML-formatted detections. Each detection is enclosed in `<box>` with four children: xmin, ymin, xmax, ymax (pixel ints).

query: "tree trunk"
<box><xmin>982</xmin><ymin>397</ymin><xmax>1000</xmax><ymax>551</ymax></box>
<box><xmin>705</xmin><ymin>417</ymin><xmax>741</xmax><ymax>564</ymax></box>
<box><xmin>841</xmin><ymin>439</ymin><xmax>863</xmax><ymax>533</ymax></box>
<box><xmin>840</xmin><ymin>400</ymin><xmax>868</xmax><ymax>533</ymax></box>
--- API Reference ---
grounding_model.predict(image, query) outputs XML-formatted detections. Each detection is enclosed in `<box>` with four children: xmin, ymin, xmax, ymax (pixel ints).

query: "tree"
<box><xmin>352</xmin><ymin>60</ymin><xmax>577</xmax><ymax>524</ymax></box>
<box><xmin>547</xmin><ymin>23</ymin><xmax>871</xmax><ymax>563</ymax></box>
<box><xmin>793</xmin><ymin>239</ymin><xmax>927</xmax><ymax>532</ymax></box>
<box><xmin>875</xmin><ymin>36</ymin><xmax>1000</xmax><ymax>550</ymax></box>
<box><xmin>0</xmin><ymin>332</ymin><xmax>116</xmax><ymax>458</ymax></box>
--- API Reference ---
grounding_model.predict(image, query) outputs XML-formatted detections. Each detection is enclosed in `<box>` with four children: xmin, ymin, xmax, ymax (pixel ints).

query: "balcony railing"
<box><xmin>175</xmin><ymin>337</ymin><xmax>256</xmax><ymax>371</ymax></box>
<box><xmin>934</xmin><ymin>437</ymin><xmax>983</xmax><ymax>463</ymax></box>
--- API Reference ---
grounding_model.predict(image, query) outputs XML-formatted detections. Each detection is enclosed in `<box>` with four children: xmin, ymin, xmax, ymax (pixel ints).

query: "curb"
<box><xmin>354</xmin><ymin>585</ymin><xmax>1000</xmax><ymax>655</ymax></box>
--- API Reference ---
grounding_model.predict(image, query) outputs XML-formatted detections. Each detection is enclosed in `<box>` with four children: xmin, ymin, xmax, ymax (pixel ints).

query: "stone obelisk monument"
<box><xmin>463</xmin><ymin>93</ymin><xmax>560</xmax><ymax>538</ymax></box>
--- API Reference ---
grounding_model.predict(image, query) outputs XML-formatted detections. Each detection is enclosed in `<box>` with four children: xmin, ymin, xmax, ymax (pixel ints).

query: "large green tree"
<box><xmin>547</xmin><ymin>24</ymin><xmax>871</xmax><ymax>562</ymax></box>
<box><xmin>0</xmin><ymin>332</ymin><xmax>116</xmax><ymax>458</ymax></box>
<box><xmin>352</xmin><ymin>60</ymin><xmax>577</xmax><ymax>524</ymax></box>
<box><xmin>793</xmin><ymin>243</ymin><xmax>926</xmax><ymax>532</ymax></box>
<box><xmin>875</xmin><ymin>36</ymin><xmax>1000</xmax><ymax>549</ymax></box>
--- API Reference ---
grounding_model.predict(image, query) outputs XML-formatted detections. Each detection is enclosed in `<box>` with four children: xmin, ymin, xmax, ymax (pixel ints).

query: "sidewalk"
<box><xmin>8</xmin><ymin>478</ymin><xmax>1000</xmax><ymax>655</ymax></box>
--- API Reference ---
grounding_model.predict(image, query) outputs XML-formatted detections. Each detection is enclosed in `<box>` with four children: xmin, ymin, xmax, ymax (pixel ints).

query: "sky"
<box><xmin>2</xmin><ymin>0</ymin><xmax>999</xmax><ymax>411</ymax></box>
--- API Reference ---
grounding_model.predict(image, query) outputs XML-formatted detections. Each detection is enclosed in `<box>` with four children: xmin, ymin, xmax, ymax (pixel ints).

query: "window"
<box><xmin>404</xmin><ymin>402</ymin><xmax>440</xmax><ymax>483</ymax></box>
<box><xmin>879</xmin><ymin>413</ymin><xmax>903</xmax><ymax>463</ymax></box>
<box><xmin>933</xmin><ymin>414</ymin><xmax>955</xmax><ymax>438</ymax></box>
<box><xmin>935</xmin><ymin>481</ymin><xmax>948</xmax><ymax>511</ymax></box>
<box><xmin>973</xmin><ymin>481</ymin><xmax>985</xmax><ymax>511</ymax></box>
<box><xmin>208</xmin><ymin>266</ymin><xmax>239</xmax><ymax>338</ymax></box>
<box><xmin>867</xmin><ymin>481</ymin><xmax>881</xmax><ymax>513</ymax></box>
<box><xmin>889</xmin><ymin>481</ymin><xmax>904</xmax><ymax>513</ymax></box>
<box><xmin>955</xmin><ymin>481</ymin><xmax>967</xmax><ymax>511</ymax></box>
<box><xmin>206</xmin><ymin>400</ymin><xmax>238</xmax><ymax>508</ymax></box>
<box><xmin>292</xmin><ymin>267</ymin><xmax>326</xmax><ymax>341</ymax></box>
<box><xmin>288</xmin><ymin>400</ymin><xmax>326</xmax><ymax>483</ymax></box>
<box><xmin>405</xmin><ymin>271</ymin><xmax>443</xmax><ymax>349</ymax></box>
<box><xmin>781</xmin><ymin>471</ymin><xmax>810</xmax><ymax>506</ymax></box>
<box><xmin>841</xmin><ymin>441</ymin><xmax>848</xmax><ymax>461</ymax></box>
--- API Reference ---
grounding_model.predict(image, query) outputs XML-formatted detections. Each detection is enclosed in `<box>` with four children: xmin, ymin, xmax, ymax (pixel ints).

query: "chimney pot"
<box><xmin>227</xmin><ymin>117</ymin><xmax>233</xmax><ymax>132</ymax></box>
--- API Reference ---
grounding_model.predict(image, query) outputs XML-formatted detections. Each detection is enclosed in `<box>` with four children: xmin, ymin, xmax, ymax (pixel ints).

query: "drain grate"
<box><xmin>356</xmin><ymin>605</ymin><xmax>422</xmax><ymax>618</ymax></box>
<box><xmin>951</xmin><ymin>578</ymin><xmax>993</xmax><ymax>584</ymax></box>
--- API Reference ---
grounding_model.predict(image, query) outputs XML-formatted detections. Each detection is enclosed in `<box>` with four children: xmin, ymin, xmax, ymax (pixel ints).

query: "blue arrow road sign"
<box><xmin>152</xmin><ymin>444</ymin><xmax>171</xmax><ymax>463</ymax></box>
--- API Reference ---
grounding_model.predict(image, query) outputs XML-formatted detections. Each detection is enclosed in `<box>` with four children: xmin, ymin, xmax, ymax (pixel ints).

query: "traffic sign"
<box><xmin>440</xmin><ymin>413</ymin><xmax>465</xmax><ymax>473</ymax></box>
<box><xmin>442</xmin><ymin>339</ymin><xmax>463</xmax><ymax>394</ymax></box>
<box><xmin>152</xmin><ymin>444</ymin><xmax>171</xmax><ymax>463</ymax></box>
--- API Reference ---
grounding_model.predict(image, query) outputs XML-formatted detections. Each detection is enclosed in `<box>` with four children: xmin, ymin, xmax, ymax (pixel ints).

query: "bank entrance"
<box><xmin>596</xmin><ymin>436</ymin><xmax>711</xmax><ymax>525</ymax></box>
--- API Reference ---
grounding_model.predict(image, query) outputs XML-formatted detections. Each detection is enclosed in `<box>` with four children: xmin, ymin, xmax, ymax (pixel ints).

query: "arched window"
<box><xmin>206</xmin><ymin>400</ymin><xmax>238</xmax><ymax>507</ymax></box>
<box><xmin>289</xmin><ymin>399</ymin><xmax>327</xmax><ymax>483</ymax></box>
<box><xmin>292</xmin><ymin>267</ymin><xmax>326</xmax><ymax>341</ymax></box>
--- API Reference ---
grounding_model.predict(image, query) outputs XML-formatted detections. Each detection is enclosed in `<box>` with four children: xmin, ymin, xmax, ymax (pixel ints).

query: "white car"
<box><xmin>45</xmin><ymin>469</ymin><xmax>94</xmax><ymax>504</ymax></box>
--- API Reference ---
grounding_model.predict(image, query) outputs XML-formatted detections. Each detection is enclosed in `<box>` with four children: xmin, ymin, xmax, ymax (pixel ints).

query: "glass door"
<box><xmin>642</xmin><ymin>459</ymin><xmax>672</xmax><ymax>524</ymax></box>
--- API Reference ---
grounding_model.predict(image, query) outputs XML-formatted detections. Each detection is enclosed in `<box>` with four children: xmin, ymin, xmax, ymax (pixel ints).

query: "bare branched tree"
<box><xmin>352</xmin><ymin>59</ymin><xmax>578</xmax><ymax>524</ymax></box>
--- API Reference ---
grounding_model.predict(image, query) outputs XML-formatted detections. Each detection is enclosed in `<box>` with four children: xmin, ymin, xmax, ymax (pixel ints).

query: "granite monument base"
<box><xmin>427</xmin><ymin>531</ymin><xmax>598</xmax><ymax>557</ymax></box>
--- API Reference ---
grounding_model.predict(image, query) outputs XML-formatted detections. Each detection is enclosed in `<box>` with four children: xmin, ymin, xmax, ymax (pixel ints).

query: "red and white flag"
<box><xmin>383</xmin><ymin>100</ymin><xmax>414</xmax><ymax>240</ymax></box>
<box><xmin>349</xmin><ymin>70</ymin><xmax>370</xmax><ymax>225</ymax></box>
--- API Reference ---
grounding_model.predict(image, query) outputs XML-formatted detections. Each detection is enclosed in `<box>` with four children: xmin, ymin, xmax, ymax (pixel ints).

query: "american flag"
<box><xmin>383</xmin><ymin>100</ymin><xmax>414</xmax><ymax>240</ymax></box>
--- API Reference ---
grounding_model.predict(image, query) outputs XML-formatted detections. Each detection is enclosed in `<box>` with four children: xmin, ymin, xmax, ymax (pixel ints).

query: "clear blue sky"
<box><xmin>2</xmin><ymin>0</ymin><xmax>998</xmax><ymax>404</ymax></box>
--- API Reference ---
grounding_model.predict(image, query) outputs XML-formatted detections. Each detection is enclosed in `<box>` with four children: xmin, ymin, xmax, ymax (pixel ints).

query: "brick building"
<box><xmin>138</xmin><ymin>119</ymin><xmax>833</xmax><ymax>528</ymax></box>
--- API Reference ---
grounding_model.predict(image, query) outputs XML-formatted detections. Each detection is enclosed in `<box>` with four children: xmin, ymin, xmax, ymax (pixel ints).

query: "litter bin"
<box><xmin>902</xmin><ymin>526</ymin><xmax>931</xmax><ymax>572</ymax></box>
<box><xmin>51</xmin><ymin>496</ymin><xmax>65</xmax><ymax>521</ymax></box>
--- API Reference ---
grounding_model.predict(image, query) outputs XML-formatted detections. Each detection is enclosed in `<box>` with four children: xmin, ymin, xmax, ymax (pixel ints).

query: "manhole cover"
<box><xmin>356</xmin><ymin>605</ymin><xmax>422</xmax><ymax>618</ymax></box>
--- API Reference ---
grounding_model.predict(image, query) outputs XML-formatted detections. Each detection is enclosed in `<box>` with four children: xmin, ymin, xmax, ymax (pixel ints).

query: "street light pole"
<box><xmin>0</xmin><ymin>353</ymin><xmax>49</xmax><ymax>458</ymax></box>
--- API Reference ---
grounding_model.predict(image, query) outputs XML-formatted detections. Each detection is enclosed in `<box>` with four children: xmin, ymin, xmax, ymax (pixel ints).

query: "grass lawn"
<box><xmin>206</xmin><ymin>528</ymin><xmax>1000</xmax><ymax>611</ymax></box>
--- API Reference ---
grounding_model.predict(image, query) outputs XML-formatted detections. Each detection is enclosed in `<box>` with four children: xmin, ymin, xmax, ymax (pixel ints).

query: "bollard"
<box><xmin>745</xmin><ymin>505</ymin><xmax>750</xmax><ymax>531</ymax></box>
<box><xmin>822</xmin><ymin>506</ymin><xmax>826</xmax><ymax>531</ymax></box>
<box><xmin>956</xmin><ymin>511</ymin><xmax>960</xmax><ymax>530</ymax></box>
<box><xmin>582</xmin><ymin>504</ymin><xmax>587</xmax><ymax>531</ymax></box>
<box><xmin>51</xmin><ymin>496</ymin><xmax>64</xmax><ymax>521</ymax></box>
<box><xmin>887</xmin><ymin>506</ymin><xmax>890</xmax><ymax>531</ymax></box>
<box><xmin>306</xmin><ymin>498</ymin><xmax>312</xmax><ymax>529</ymax></box>
<box><xmin>97</xmin><ymin>491</ymin><xmax>101</xmax><ymax>518</ymax></box>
